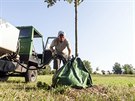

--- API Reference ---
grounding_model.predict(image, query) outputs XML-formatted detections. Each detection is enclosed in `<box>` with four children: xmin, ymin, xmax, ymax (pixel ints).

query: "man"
<box><xmin>50</xmin><ymin>31</ymin><xmax>71</xmax><ymax>70</ymax></box>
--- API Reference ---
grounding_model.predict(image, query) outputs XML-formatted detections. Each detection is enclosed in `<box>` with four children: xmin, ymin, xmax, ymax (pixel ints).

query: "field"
<box><xmin>0</xmin><ymin>74</ymin><xmax>135</xmax><ymax>101</ymax></box>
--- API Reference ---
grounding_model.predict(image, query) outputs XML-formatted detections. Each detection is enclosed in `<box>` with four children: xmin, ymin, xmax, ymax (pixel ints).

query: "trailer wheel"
<box><xmin>0</xmin><ymin>72</ymin><xmax>9</xmax><ymax>82</ymax></box>
<box><xmin>25</xmin><ymin>66</ymin><xmax>37</xmax><ymax>82</ymax></box>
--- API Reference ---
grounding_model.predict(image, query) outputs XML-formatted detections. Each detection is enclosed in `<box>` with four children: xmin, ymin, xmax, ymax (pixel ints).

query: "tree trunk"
<box><xmin>75</xmin><ymin>0</ymin><xmax>78</xmax><ymax>57</ymax></box>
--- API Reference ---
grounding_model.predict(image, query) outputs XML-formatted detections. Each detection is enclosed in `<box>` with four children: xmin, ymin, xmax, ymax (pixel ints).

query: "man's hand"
<box><xmin>51</xmin><ymin>50</ymin><xmax>56</xmax><ymax>56</ymax></box>
<box><xmin>68</xmin><ymin>55</ymin><xmax>71</xmax><ymax>60</ymax></box>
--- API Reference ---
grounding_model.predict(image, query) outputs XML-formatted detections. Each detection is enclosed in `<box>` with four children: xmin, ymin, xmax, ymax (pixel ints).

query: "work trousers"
<box><xmin>53</xmin><ymin>54</ymin><xmax>67</xmax><ymax>70</ymax></box>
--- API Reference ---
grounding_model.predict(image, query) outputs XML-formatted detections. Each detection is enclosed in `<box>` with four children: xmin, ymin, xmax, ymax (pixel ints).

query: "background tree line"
<box><xmin>112</xmin><ymin>62</ymin><xmax>134</xmax><ymax>74</ymax></box>
<box><xmin>38</xmin><ymin>60</ymin><xmax>134</xmax><ymax>75</ymax></box>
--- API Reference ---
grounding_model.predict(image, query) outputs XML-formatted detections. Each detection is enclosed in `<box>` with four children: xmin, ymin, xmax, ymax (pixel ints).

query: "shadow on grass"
<box><xmin>6</xmin><ymin>80</ymin><xmax>25</xmax><ymax>83</ymax></box>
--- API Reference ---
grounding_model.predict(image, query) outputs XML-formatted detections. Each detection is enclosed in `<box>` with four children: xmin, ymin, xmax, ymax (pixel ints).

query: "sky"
<box><xmin>0</xmin><ymin>0</ymin><xmax>135</xmax><ymax>71</ymax></box>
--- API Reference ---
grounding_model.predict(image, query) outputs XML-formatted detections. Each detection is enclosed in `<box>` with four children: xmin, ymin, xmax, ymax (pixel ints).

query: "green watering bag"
<box><xmin>52</xmin><ymin>57</ymin><xmax>92</xmax><ymax>88</ymax></box>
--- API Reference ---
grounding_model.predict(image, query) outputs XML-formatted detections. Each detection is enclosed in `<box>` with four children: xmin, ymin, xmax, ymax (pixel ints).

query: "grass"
<box><xmin>0</xmin><ymin>74</ymin><xmax>135</xmax><ymax>101</ymax></box>
<box><xmin>92</xmin><ymin>74</ymin><xmax>135</xmax><ymax>87</ymax></box>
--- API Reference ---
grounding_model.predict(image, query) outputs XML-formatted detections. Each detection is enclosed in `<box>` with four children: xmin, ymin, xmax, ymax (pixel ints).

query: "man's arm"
<box><xmin>67</xmin><ymin>47</ymin><xmax>71</xmax><ymax>58</ymax></box>
<box><xmin>66</xmin><ymin>40</ymin><xmax>72</xmax><ymax>58</ymax></box>
<box><xmin>50</xmin><ymin>46</ymin><xmax>54</xmax><ymax>52</ymax></box>
<box><xmin>50</xmin><ymin>39</ymin><xmax>55</xmax><ymax>52</ymax></box>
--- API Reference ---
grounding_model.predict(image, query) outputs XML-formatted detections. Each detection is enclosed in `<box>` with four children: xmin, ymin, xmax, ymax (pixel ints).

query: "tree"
<box><xmin>112</xmin><ymin>62</ymin><xmax>122</xmax><ymax>74</ymax></box>
<box><xmin>44</xmin><ymin>0</ymin><xmax>84</xmax><ymax>57</ymax></box>
<box><xmin>83</xmin><ymin>60</ymin><xmax>92</xmax><ymax>73</ymax></box>
<box><xmin>96</xmin><ymin>67</ymin><xmax>99</xmax><ymax>72</ymax></box>
<box><xmin>122</xmin><ymin>64</ymin><xmax>134</xmax><ymax>74</ymax></box>
<box><xmin>107</xmin><ymin>70</ymin><xmax>111</xmax><ymax>74</ymax></box>
<box><xmin>101</xmin><ymin>70</ymin><xmax>105</xmax><ymax>75</ymax></box>
<box><xmin>92</xmin><ymin>67</ymin><xmax>100</xmax><ymax>74</ymax></box>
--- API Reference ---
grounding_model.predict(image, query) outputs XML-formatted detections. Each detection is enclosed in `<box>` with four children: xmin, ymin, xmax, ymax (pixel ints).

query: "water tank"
<box><xmin>0</xmin><ymin>19</ymin><xmax>20</xmax><ymax>56</ymax></box>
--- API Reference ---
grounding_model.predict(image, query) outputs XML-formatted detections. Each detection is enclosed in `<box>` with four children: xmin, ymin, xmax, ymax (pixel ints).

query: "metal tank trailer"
<box><xmin>0</xmin><ymin>19</ymin><xmax>55</xmax><ymax>82</ymax></box>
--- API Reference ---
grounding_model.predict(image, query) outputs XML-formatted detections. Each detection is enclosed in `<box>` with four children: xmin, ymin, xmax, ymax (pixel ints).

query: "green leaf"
<box><xmin>44</xmin><ymin>0</ymin><xmax>58</xmax><ymax>7</ymax></box>
<box><xmin>65</xmin><ymin>0</ymin><xmax>73</xmax><ymax>4</ymax></box>
<box><xmin>44</xmin><ymin>0</ymin><xmax>84</xmax><ymax>7</ymax></box>
<box><xmin>77</xmin><ymin>0</ymin><xmax>84</xmax><ymax>5</ymax></box>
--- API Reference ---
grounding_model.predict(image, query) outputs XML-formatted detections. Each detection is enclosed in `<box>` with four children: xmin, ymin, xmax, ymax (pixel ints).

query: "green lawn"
<box><xmin>92</xmin><ymin>74</ymin><xmax>135</xmax><ymax>86</ymax></box>
<box><xmin>7</xmin><ymin>74</ymin><xmax>135</xmax><ymax>86</ymax></box>
<box><xmin>0</xmin><ymin>74</ymin><xmax>135</xmax><ymax>101</ymax></box>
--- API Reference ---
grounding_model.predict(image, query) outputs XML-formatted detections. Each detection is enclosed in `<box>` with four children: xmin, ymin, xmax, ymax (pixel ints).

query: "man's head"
<box><xmin>58</xmin><ymin>31</ymin><xmax>65</xmax><ymax>42</ymax></box>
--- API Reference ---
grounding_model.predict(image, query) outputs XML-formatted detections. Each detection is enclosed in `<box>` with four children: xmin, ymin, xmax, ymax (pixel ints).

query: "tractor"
<box><xmin>0</xmin><ymin>20</ymin><xmax>55</xmax><ymax>82</ymax></box>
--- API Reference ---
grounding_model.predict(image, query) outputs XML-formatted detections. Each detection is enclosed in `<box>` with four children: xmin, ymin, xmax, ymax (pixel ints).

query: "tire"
<box><xmin>25</xmin><ymin>66</ymin><xmax>37</xmax><ymax>82</ymax></box>
<box><xmin>0</xmin><ymin>72</ymin><xmax>9</xmax><ymax>82</ymax></box>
